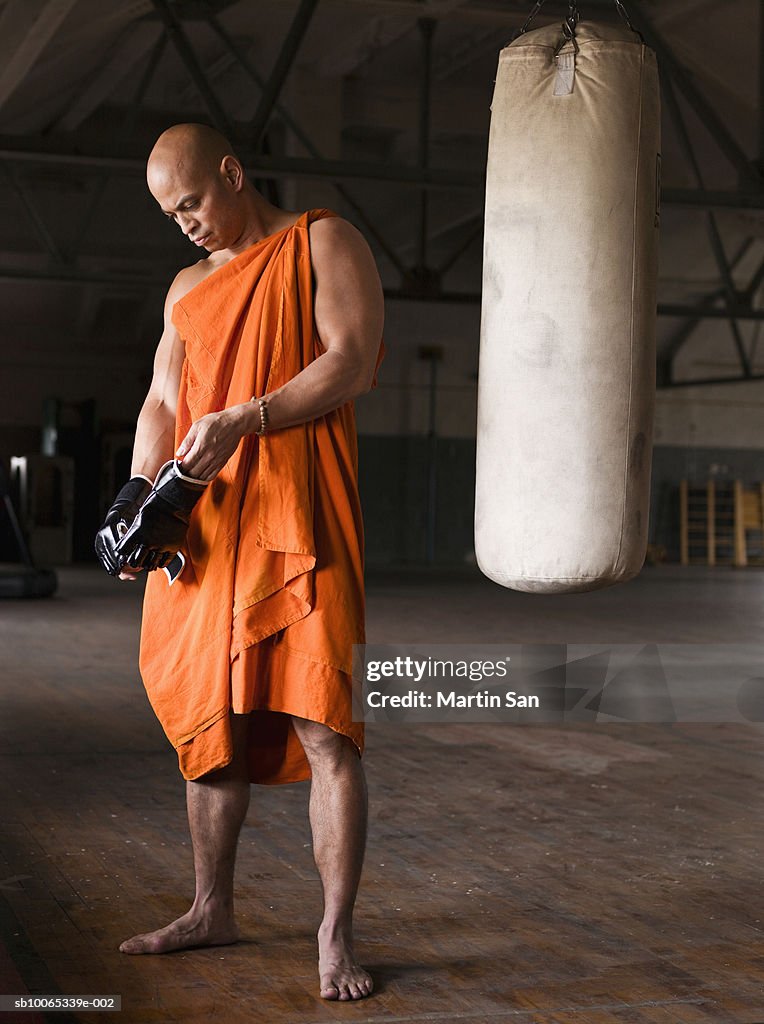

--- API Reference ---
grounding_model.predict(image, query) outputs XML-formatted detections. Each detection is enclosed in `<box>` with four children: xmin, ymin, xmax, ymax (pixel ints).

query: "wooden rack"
<box><xmin>679</xmin><ymin>479</ymin><xmax>764</xmax><ymax>566</ymax></box>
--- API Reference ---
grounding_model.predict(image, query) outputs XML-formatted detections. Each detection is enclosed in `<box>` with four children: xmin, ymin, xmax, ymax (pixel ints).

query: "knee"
<box><xmin>291</xmin><ymin>717</ymin><xmax>356</xmax><ymax>770</ymax></box>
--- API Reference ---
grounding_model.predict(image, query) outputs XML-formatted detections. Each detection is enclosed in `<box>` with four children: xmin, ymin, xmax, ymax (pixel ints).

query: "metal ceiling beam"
<box><xmin>658</xmin><ymin>304</ymin><xmax>764</xmax><ymax>321</ymax></box>
<box><xmin>744</xmin><ymin>254</ymin><xmax>764</xmax><ymax>304</ymax></box>
<box><xmin>123</xmin><ymin>32</ymin><xmax>169</xmax><ymax>137</ymax></box>
<box><xmin>0</xmin><ymin>140</ymin><xmax>760</xmax><ymax>210</ymax></box>
<box><xmin>0</xmin><ymin>257</ymin><xmax>760</xmax><ymax>327</ymax></box>
<box><xmin>206</xmin><ymin>13</ymin><xmax>407</xmax><ymax>274</ymax></box>
<box><xmin>151</xmin><ymin>0</ymin><xmax>234</xmax><ymax>138</ymax></box>
<box><xmin>661</xmin><ymin>286</ymin><xmax>724</xmax><ymax>359</ymax></box>
<box><xmin>55</xmin><ymin>21</ymin><xmax>162</xmax><ymax>133</ymax></box>
<box><xmin>0</xmin><ymin>265</ymin><xmax>174</xmax><ymax>288</ymax></box>
<box><xmin>240</xmin><ymin>153</ymin><xmax>480</xmax><ymax>190</ymax></box>
<box><xmin>71</xmin><ymin>32</ymin><xmax>169</xmax><ymax>256</ymax></box>
<box><xmin>50</xmin><ymin>4</ymin><xmax>153</xmax><ymax>64</ymax></box>
<box><xmin>662</xmin><ymin>71</ymin><xmax>752</xmax><ymax>378</ymax></box>
<box><xmin>255</xmin><ymin>0</ymin><xmax>617</xmax><ymax>25</ymax></box>
<box><xmin>662</xmin><ymin>188</ymin><xmax>764</xmax><ymax>211</ymax></box>
<box><xmin>247</xmin><ymin>0</ymin><xmax>320</xmax><ymax>150</ymax></box>
<box><xmin>624</xmin><ymin>1</ymin><xmax>762</xmax><ymax>188</ymax></box>
<box><xmin>0</xmin><ymin>163</ymin><xmax>65</xmax><ymax>263</ymax></box>
<box><xmin>658</xmin><ymin>373</ymin><xmax>764</xmax><ymax>389</ymax></box>
<box><xmin>437</xmin><ymin>220</ymin><xmax>483</xmax><ymax>276</ymax></box>
<box><xmin>434</xmin><ymin>24</ymin><xmax>506</xmax><ymax>82</ymax></box>
<box><xmin>177</xmin><ymin>45</ymin><xmax>239</xmax><ymax>106</ymax></box>
<box><xmin>392</xmin><ymin>289</ymin><xmax>764</xmax><ymax>319</ymax></box>
<box><xmin>0</xmin><ymin>0</ymin><xmax>79</xmax><ymax>112</ymax></box>
<box><xmin>659</xmin><ymin>237</ymin><xmax>755</xmax><ymax>374</ymax></box>
<box><xmin>303</xmin><ymin>0</ymin><xmax>470</xmax><ymax>79</ymax></box>
<box><xmin>0</xmin><ymin>142</ymin><xmax>484</xmax><ymax>189</ymax></box>
<box><xmin>0</xmin><ymin>260</ymin><xmax>486</xmax><ymax>299</ymax></box>
<box><xmin>401</xmin><ymin>208</ymin><xmax>482</xmax><ymax>255</ymax></box>
<box><xmin>306</xmin><ymin>15</ymin><xmax>413</xmax><ymax>78</ymax></box>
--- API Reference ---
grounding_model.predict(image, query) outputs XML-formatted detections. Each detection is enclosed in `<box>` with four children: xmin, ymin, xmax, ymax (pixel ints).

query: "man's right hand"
<box><xmin>94</xmin><ymin>476</ymin><xmax>153</xmax><ymax>577</ymax></box>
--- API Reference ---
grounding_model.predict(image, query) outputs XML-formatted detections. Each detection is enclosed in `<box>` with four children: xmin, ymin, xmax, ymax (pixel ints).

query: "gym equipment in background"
<box><xmin>475</xmin><ymin>1</ymin><xmax>660</xmax><ymax>593</ymax></box>
<box><xmin>0</xmin><ymin>458</ymin><xmax>57</xmax><ymax>598</ymax></box>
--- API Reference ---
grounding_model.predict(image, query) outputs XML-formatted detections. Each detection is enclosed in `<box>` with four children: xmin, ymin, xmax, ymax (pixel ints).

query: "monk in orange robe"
<box><xmin>116</xmin><ymin>123</ymin><xmax>385</xmax><ymax>1002</ymax></box>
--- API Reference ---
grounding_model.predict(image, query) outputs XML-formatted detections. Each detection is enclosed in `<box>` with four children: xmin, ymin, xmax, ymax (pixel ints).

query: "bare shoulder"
<box><xmin>308</xmin><ymin>215</ymin><xmax>372</xmax><ymax>264</ymax></box>
<box><xmin>164</xmin><ymin>260</ymin><xmax>211</xmax><ymax>314</ymax></box>
<box><xmin>168</xmin><ymin>260</ymin><xmax>210</xmax><ymax>301</ymax></box>
<box><xmin>307</xmin><ymin>216</ymin><xmax>378</xmax><ymax>288</ymax></box>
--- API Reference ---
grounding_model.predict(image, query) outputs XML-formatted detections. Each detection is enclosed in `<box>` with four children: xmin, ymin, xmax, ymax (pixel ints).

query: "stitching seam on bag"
<box><xmin>614</xmin><ymin>42</ymin><xmax>645</xmax><ymax>574</ymax></box>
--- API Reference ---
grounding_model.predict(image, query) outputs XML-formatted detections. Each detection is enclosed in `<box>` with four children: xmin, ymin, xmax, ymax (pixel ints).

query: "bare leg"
<box><xmin>291</xmin><ymin>716</ymin><xmax>373</xmax><ymax>1001</ymax></box>
<box><xmin>120</xmin><ymin>712</ymin><xmax>251</xmax><ymax>954</ymax></box>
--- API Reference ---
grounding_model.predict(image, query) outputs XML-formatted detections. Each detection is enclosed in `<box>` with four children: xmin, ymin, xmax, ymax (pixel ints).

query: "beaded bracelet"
<box><xmin>250</xmin><ymin>395</ymin><xmax>269</xmax><ymax>435</ymax></box>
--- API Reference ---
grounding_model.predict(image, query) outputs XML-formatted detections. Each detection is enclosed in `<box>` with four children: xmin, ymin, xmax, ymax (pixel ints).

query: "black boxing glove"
<box><xmin>95</xmin><ymin>475</ymin><xmax>153</xmax><ymax>576</ymax></box>
<box><xmin>114</xmin><ymin>458</ymin><xmax>208</xmax><ymax>572</ymax></box>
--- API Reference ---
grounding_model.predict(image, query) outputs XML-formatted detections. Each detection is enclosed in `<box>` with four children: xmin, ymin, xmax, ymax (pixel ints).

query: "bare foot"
<box><xmin>119</xmin><ymin>907</ymin><xmax>239</xmax><ymax>955</ymax></box>
<box><xmin>317</xmin><ymin>925</ymin><xmax>373</xmax><ymax>1000</ymax></box>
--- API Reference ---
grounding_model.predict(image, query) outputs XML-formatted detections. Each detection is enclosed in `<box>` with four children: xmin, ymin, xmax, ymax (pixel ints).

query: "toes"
<box><xmin>119</xmin><ymin>939</ymin><xmax>141</xmax><ymax>954</ymax></box>
<box><xmin>352</xmin><ymin>978</ymin><xmax>372</xmax><ymax>1000</ymax></box>
<box><xmin>354</xmin><ymin>976</ymin><xmax>373</xmax><ymax>999</ymax></box>
<box><xmin>119</xmin><ymin>932</ymin><xmax>162</xmax><ymax>955</ymax></box>
<box><xmin>320</xmin><ymin>972</ymin><xmax>371</xmax><ymax>1001</ymax></box>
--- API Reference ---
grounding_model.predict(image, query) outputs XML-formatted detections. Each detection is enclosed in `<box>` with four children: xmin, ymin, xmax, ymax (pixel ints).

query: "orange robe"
<box><xmin>138</xmin><ymin>208</ymin><xmax>385</xmax><ymax>785</ymax></box>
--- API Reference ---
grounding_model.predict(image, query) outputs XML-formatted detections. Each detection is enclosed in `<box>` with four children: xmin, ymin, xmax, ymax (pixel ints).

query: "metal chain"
<box><xmin>512</xmin><ymin>0</ymin><xmax>638</xmax><ymax>40</ymax></box>
<box><xmin>613</xmin><ymin>0</ymin><xmax>636</xmax><ymax>31</ymax></box>
<box><xmin>562</xmin><ymin>0</ymin><xmax>581</xmax><ymax>43</ymax></box>
<box><xmin>511</xmin><ymin>0</ymin><xmax>547</xmax><ymax>40</ymax></box>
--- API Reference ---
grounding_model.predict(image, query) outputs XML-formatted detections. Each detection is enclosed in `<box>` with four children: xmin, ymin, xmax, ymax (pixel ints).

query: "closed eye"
<box><xmin>164</xmin><ymin>200</ymin><xmax>200</xmax><ymax>220</ymax></box>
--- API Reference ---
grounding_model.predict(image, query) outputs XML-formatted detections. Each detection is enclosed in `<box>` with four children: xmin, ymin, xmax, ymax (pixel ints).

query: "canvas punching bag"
<box><xmin>474</xmin><ymin>6</ymin><xmax>661</xmax><ymax>594</ymax></box>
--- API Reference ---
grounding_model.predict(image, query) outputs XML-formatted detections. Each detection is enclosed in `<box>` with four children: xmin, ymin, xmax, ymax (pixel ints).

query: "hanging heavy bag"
<box><xmin>474</xmin><ymin>1</ymin><xmax>661</xmax><ymax>593</ymax></box>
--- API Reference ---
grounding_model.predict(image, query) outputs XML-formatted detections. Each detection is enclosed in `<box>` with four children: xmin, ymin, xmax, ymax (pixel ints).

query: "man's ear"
<box><xmin>221</xmin><ymin>155</ymin><xmax>243</xmax><ymax>191</ymax></box>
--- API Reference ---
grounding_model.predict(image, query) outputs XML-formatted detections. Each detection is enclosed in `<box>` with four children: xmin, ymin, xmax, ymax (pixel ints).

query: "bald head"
<box><xmin>146</xmin><ymin>123</ymin><xmax>253</xmax><ymax>252</ymax></box>
<box><xmin>147</xmin><ymin>123</ymin><xmax>238</xmax><ymax>192</ymax></box>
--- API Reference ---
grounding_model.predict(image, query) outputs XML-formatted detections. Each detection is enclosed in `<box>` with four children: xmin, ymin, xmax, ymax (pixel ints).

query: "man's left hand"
<box><xmin>175</xmin><ymin>407</ymin><xmax>248</xmax><ymax>481</ymax></box>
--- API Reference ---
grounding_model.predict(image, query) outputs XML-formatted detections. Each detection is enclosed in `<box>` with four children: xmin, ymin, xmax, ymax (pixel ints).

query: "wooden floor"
<box><xmin>1</xmin><ymin>564</ymin><xmax>764</xmax><ymax>1023</ymax></box>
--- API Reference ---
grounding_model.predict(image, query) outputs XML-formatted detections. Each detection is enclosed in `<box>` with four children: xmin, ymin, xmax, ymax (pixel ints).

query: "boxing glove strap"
<box><xmin>146</xmin><ymin>460</ymin><xmax>208</xmax><ymax>519</ymax></box>
<box><xmin>115</xmin><ymin>475</ymin><xmax>153</xmax><ymax>509</ymax></box>
<box><xmin>170</xmin><ymin>458</ymin><xmax>209</xmax><ymax>488</ymax></box>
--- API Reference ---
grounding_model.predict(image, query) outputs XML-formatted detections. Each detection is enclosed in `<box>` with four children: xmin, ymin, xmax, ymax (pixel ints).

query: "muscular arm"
<box><xmin>173</xmin><ymin>218</ymin><xmax>384</xmax><ymax>480</ymax></box>
<box><xmin>130</xmin><ymin>270</ymin><xmax>195</xmax><ymax>479</ymax></box>
<box><xmin>240</xmin><ymin>216</ymin><xmax>384</xmax><ymax>434</ymax></box>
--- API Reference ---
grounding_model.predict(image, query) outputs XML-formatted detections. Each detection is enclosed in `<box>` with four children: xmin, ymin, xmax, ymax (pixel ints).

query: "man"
<box><xmin>98</xmin><ymin>123</ymin><xmax>385</xmax><ymax>1002</ymax></box>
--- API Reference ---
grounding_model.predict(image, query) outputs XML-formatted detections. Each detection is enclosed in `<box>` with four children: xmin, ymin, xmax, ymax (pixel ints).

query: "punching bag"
<box><xmin>474</xmin><ymin>8</ymin><xmax>660</xmax><ymax>594</ymax></box>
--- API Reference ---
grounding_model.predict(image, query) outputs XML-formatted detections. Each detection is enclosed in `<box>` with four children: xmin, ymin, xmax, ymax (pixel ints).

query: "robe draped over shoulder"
<box><xmin>137</xmin><ymin>207</ymin><xmax>385</xmax><ymax>784</ymax></box>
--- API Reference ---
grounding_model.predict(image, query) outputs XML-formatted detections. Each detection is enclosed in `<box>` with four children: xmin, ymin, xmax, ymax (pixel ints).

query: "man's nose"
<box><xmin>178</xmin><ymin>214</ymin><xmax>197</xmax><ymax>235</ymax></box>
